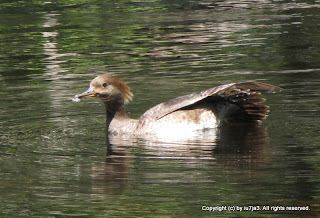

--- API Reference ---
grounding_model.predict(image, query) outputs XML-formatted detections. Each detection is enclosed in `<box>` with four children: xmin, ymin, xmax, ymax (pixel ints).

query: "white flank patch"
<box><xmin>150</xmin><ymin>110</ymin><xmax>218</xmax><ymax>141</ymax></box>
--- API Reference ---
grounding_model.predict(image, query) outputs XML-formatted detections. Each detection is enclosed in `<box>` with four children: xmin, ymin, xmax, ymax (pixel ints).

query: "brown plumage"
<box><xmin>74</xmin><ymin>74</ymin><xmax>282</xmax><ymax>137</ymax></box>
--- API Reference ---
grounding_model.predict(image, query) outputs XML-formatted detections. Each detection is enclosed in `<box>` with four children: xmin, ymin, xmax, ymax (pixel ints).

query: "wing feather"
<box><xmin>139</xmin><ymin>81</ymin><xmax>281</xmax><ymax>121</ymax></box>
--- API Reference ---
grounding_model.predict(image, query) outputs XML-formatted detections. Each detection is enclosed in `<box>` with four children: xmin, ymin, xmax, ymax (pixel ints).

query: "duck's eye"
<box><xmin>102</xmin><ymin>83</ymin><xmax>108</xmax><ymax>88</ymax></box>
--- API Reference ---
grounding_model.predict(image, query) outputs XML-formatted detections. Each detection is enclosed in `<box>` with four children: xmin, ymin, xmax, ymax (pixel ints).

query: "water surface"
<box><xmin>0</xmin><ymin>0</ymin><xmax>319</xmax><ymax>217</ymax></box>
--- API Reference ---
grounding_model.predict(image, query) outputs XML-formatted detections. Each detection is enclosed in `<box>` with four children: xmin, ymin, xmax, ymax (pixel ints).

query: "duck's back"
<box><xmin>136</xmin><ymin>81</ymin><xmax>281</xmax><ymax>136</ymax></box>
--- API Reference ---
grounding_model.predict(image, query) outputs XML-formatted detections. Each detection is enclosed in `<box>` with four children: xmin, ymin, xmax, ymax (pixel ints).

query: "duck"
<box><xmin>73</xmin><ymin>74</ymin><xmax>281</xmax><ymax>138</ymax></box>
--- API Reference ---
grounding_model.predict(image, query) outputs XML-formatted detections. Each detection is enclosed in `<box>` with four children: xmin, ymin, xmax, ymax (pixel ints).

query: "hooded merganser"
<box><xmin>74</xmin><ymin>74</ymin><xmax>281</xmax><ymax>138</ymax></box>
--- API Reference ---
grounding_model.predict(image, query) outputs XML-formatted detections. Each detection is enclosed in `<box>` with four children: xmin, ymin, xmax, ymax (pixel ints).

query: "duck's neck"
<box><xmin>104</xmin><ymin>102</ymin><xmax>137</xmax><ymax>135</ymax></box>
<box><xmin>105</xmin><ymin>101</ymin><xmax>126</xmax><ymax>127</ymax></box>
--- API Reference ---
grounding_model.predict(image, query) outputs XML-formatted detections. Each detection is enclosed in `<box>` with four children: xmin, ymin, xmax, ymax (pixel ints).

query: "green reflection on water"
<box><xmin>0</xmin><ymin>0</ymin><xmax>320</xmax><ymax>217</ymax></box>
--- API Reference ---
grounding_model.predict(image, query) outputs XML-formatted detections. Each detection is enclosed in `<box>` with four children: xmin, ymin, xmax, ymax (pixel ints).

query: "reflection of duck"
<box><xmin>74</xmin><ymin>74</ymin><xmax>281</xmax><ymax>138</ymax></box>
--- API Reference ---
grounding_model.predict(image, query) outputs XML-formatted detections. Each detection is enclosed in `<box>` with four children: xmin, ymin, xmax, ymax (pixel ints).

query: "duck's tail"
<box><xmin>210</xmin><ymin>82</ymin><xmax>281</xmax><ymax>123</ymax></box>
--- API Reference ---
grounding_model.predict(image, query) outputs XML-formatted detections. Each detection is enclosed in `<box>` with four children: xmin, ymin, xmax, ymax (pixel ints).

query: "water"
<box><xmin>1</xmin><ymin>0</ymin><xmax>320</xmax><ymax>217</ymax></box>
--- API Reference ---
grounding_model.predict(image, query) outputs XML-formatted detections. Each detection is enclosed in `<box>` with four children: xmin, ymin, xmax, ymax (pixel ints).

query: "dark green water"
<box><xmin>1</xmin><ymin>0</ymin><xmax>319</xmax><ymax>217</ymax></box>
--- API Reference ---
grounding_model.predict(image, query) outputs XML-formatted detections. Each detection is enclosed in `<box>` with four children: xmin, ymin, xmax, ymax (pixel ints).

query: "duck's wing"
<box><xmin>139</xmin><ymin>82</ymin><xmax>281</xmax><ymax>121</ymax></box>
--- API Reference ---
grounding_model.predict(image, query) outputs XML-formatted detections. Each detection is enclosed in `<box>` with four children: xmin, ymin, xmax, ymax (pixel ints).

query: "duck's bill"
<box><xmin>72</xmin><ymin>87</ymin><xmax>97</xmax><ymax>102</ymax></box>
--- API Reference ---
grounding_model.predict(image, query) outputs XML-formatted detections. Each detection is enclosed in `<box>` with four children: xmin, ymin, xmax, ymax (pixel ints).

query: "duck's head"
<box><xmin>74</xmin><ymin>74</ymin><xmax>133</xmax><ymax>105</ymax></box>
